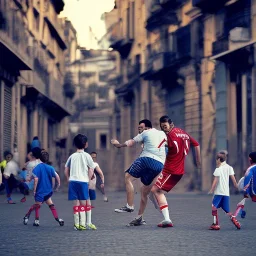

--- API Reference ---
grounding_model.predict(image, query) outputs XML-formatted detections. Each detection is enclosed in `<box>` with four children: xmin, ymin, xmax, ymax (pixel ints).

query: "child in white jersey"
<box><xmin>208</xmin><ymin>152</ymin><xmax>240</xmax><ymax>230</ymax></box>
<box><xmin>65</xmin><ymin>134</ymin><xmax>95</xmax><ymax>231</ymax></box>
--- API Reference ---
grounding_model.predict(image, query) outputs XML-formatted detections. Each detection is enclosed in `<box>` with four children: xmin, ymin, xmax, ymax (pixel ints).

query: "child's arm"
<box><xmin>54</xmin><ymin>172</ymin><xmax>61</xmax><ymax>188</ymax></box>
<box><xmin>64</xmin><ymin>167</ymin><xmax>70</xmax><ymax>182</ymax></box>
<box><xmin>33</xmin><ymin>177</ymin><xmax>38</xmax><ymax>194</ymax></box>
<box><xmin>230</xmin><ymin>175</ymin><xmax>238</xmax><ymax>189</ymax></box>
<box><xmin>94</xmin><ymin>166</ymin><xmax>105</xmax><ymax>185</ymax></box>
<box><xmin>208</xmin><ymin>177</ymin><xmax>219</xmax><ymax>194</ymax></box>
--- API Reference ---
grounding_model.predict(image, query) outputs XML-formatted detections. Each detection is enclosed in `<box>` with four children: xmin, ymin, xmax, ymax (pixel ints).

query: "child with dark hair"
<box><xmin>65</xmin><ymin>134</ymin><xmax>95</xmax><ymax>231</ymax></box>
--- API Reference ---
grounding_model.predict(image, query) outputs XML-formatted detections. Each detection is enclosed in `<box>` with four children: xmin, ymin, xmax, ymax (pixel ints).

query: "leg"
<box><xmin>78</xmin><ymin>199</ymin><xmax>87</xmax><ymax>230</ymax></box>
<box><xmin>86</xmin><ymin>199</ymin><xmax>97</xmax><ymax>230</ymax></box>
<box><xmin>73</xmin><ymin>200</ymin><xmax>80</xmax><ymax>230</ymax></box>
<box><xmin>45</xmin><ymin>197</ymin><xmax>64</xmax><ymax>226</ymax></box>
<box><xmin>138</xmin><ymin>184</ymin><xmax>152</xmax><ymax>216</ymax></box>
<box><xmin>3</xmin><ymin>175</ymin><xmax>14</xmax><ymax>203</ymax></box>
<box><xmin>209</xmin><ymin>195</ymin><xmax>221</xmax><ymax>230</ymax></box>
<box><xmin>234</xmin><ymin>198</ymin><xmax>247</xmax><ymax>217</ymax></box>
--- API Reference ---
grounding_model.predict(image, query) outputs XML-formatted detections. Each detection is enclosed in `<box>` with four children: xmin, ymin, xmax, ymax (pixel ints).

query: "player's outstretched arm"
<box><xmin>110</xmin><ymin>139</ymin><xmax>127</xmax><ymax>148</ymax></box>
<box><xmin>95</xmin><ymin>166</ymin><xmax>104</xmax><ymax>184</ymax></box>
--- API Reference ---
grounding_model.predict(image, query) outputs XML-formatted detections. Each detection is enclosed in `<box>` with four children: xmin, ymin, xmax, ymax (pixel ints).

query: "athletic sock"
<box><xmin>49</xmin><ymin>204</ymin><xmax>59</xmax><ymax>219</ymax></box>
<box><xmin>86</xmin><ymin>205</ymin><xmax>92</xmax><ymax>225</ymax></box>
<box><xmin>126</xmin><ymin>203</ymin><xmax>134</xmax><ymax>209</ymax></box>
<box><xmin>26</xmin><ymin>204</ymin><xmax>35</xmax><ymax>217</ymax></box>
<box><xmin>160</xmin><ymin>205</ymin><xmax>171</xmax><ymax>222</ymax></box>
<box><xmin>73</xmin><ymin>206</ymin><xmax>80</xmax><ymax>226</ymax></box>
<box><xmin>212</xmin><ymin>210</ymin><xmax>219</xmax><ymax>225</ymax></box>
<box><xmin>79</xmin><ymin>205</ymin><xmax>86</xmax><ymax>227</ymax></box>
<box><xmin>35</xmin><ymin>204</ymin><xmax>41</xmax><ymax>219</ymax></box>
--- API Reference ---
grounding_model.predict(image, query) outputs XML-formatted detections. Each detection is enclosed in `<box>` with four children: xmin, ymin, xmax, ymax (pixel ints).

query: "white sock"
<box><xmin>161</xmin><ymin>205</ymin><xmax>171</xmax><ymax>222</ymax></box>
<box><xmin>73</xmin><ymin>212</ymin><xmax>79</xmax><ymax>226</ymax></box>
<box><xmin>79</xmin><ymin>206</ymin><xmax>86</xmax><ymax>227</ymax></box>
<box><xmin>86</xmin><ymin>209</ymin><xmax>92</xmax><ymax>225</ymax></box>
<box><xmin>127</xmin><ymin>203</ymin><xmax>134</xmax><ymax>209</ymax></box>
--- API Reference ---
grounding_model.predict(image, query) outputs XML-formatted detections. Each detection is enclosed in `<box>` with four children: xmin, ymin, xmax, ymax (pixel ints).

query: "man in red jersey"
<box><xmin>151</xmin><ymin>115</ymin><xmax>201</xmax><ymax>228</ymax></box>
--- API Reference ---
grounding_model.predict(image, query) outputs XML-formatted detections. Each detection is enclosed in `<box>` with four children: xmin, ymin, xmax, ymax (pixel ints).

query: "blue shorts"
<box><xmin>126</xmin><ymin>157</ymin><xmax>163</xmax><ymax>186</ymax></box>
<box><xmin>212</xmin><ymin>195</ymin><xmax>230</xmax><ymax>213</ymax></box>
<box><xmin>89</xmin><ymin>189</ymin><xmax>96</xmax><ymax>200</ymax></box>
<box><xmin>35</xmin><ymin>192</ymin><xmax>53</xmax><ymax>203</ymax></box>
<box><xmin>68</xmin><ymin>181</ymin><xmax>89</xmax><ymax>201</ymax></box>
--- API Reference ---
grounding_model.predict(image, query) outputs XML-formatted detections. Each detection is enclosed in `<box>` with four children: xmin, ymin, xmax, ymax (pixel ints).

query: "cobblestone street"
<box><xmin>0</xmin><ymin>191</ymin><xmax>255</xmax><ymax>256</ymax></box>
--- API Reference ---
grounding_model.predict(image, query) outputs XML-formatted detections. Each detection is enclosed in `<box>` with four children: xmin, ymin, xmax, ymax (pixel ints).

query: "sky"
<box><xmin>60</xmin><ymin>0</ymin><xmax>115</xmax><ymax>49</ymax></box>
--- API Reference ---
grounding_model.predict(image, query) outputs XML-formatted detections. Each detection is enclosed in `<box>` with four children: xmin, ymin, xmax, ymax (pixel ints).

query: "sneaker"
<box><xmin>103</xmin><ymin>195</ymin><xmax>108</xmax><ymax>202</ymax></box>
<box><xmin>157</xmin><ymin>220</ymin><xmax>173</xmax><ymax>228</ymax></box>
<box><xmin>87</xmin><ymin>223</ymin><xmax>97</xmax><ymax>230</ymax></box>
<box><xmin>7</xmin><ymin>198</ymin><xmax>15</xmax><ymax>204</ymax></box>
<box><xmin>23</xmin><ymin>216</ymin><xmax>29</xmax><ymax>225</ymax></box>
<box><xmin>58</xmin><ymin>218</ymin><xmax>64</xmax><ymax>226</ymax></box>
<box><xmin>20</xmin><ymin>197</ymin><xmax>26</xmax><ymax>203</ymax></box>
<box><xmin>230</xmin><ymin>216</ymin><xmax>241</xmax><ymax>229</ymax></box>
<box><xmin>115</xmin><ymin>205</ymin><xmax>134</xmax><ymax>213</ymax></box>
<box><xmin>209</xmin><ymin>224</ymin><xmax>220</xmax><ymax>230</ymax></box>
<box><xmin>126</xmin><ymin>216</ymin><xmax>145</xmax><ymax>227</ymax></box>
<box><xmin>74</xmin><ymin>224</ymin><xmax>80</xmax><ymax>231</ymax></box>
<box><xmin>33</xmin><ymin>220</ymin><xmax>40</xmax><ymax>227</ymax></box>
<box><xmin>78</xmin><ymin>225</ymin><xmax>86</xmax><ymax>231</ymax></box>
<box><xmin>241</xmin><ymin>210</ymin><xmax>246</xmax><ymax>219</ymax></box>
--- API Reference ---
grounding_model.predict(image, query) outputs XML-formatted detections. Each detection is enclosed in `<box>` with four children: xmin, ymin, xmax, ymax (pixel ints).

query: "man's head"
<box><xmin>27</xmin><ymin>152</ymin><xmax>33</xmax><ymax>161</ymax></box>
<box><xmin>73</xmin><ymin>134</ymin><xmax>88</xmax><ymax>149</ymax></box>
<box><xmin>216</xmin><ymin>152</ymin><xmax>227</xmax><ymax>166</ymax></box>
<box><xmin>33</xmin><ymin>136</ymin><xmax>39</xmax><ymax>140</ymax></box>
<box><xmin>40</xmin><ymin>150</ymin><xmax>49</xmax><ymax>163</ymax></box>
<box><xmin>249</xmin><ymin>151</ymin><xmax>256</xmax><ymax>164</ymax></box>
<box><xmin>31</xmin><ymin>147</ymin><xmax>41</xmax><ymax>160</ymax></box>
<box><xmin>138</xmin><ymin>119</ymin><xmax>152</xmax><ymax>133</ymax></box>
<box><xmin>159</xmin><ymin>115</ymin><xmax>174</xmax><ymax>133</ymax></box>
<box><xmin>90</xmin><ymin>151</ymin><xmax>97</xmax><ymax>161</ymax></box>
<box><xmin>4</xmin><ymin>151</ymin><xmax>13</xmax><ymax>162</ymax></box>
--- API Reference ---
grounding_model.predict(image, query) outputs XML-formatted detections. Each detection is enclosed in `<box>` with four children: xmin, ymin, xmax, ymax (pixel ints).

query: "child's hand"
<box><xmin>111</xmin><ymin>139</ymin><xmax>119</xmax><ymax>145</ymax></box>
<box><xmin>208</xmin><ymin>190</ymin><xmax>213</xmax><ymax>194</ymax></box>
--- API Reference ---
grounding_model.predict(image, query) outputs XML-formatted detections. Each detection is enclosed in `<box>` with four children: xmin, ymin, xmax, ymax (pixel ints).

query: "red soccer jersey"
<box><xmin>164</xmin><ymin>127</ymin><xmax>199</xmax><ymax>175</ymax></box>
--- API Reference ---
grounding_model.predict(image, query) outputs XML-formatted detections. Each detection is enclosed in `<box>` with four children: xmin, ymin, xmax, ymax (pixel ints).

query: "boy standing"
<box><xmin>23</xmin><ymin>147</ymin><xmax>63</xmax><ymax>227</ymax></box>
<box><xmin>65</xmin><ymin>134</ymin><xmax>95</xmax><ymax>231</ymax></box>
<box><xmin>208</xmin><ymin>152</ymin><xmax>240</xmax><ymax>230</ymax></box>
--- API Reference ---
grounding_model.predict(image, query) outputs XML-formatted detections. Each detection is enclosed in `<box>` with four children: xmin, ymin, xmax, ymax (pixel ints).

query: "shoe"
<box><xmin>23</xmin><ymin>216</ymin><xmax>29</xmax><ymax>225</ymax></box>
<box><xmin>157</xmin><ymin>220</ymin><xmax>173</xmax><ymax>228</ymax></box>
<box><xmin>78</xmin><ymin>225</ymin><xmax>86</xmax><ymax>231</ymax></box>
<box><xmin>74</xmin><ymin>224</ymin><xmax>80</xmax><ymax>231</ymax></box>
<box><xmin>20</xmin><ymin>197</ymin><xmax>26</xmax><ymax>203</ymax></box>
<box><xmin>230</xmin><ymin>216</ymin><xmax>241</xmax><ymax>229</ymax></box>
<box><xmin>148</xmin><ymin>192</ymin><xmax>161</xmax><ymax>212</ymax></box>
<box><xmin>7</xmin><ymin>198</ymin><xmax>15</xmax><ymax>204</ymax></box>
<box><xmin>58</xmin><ymin>218</ymin><xmax>64</xmax><ymax>226</ymax></box>
<box><xmin>115</xmin><ymin>205</ymin><xmax>134</xmax><ymax>213</ymax></box>
<box><xmin>209</xmin><ymin>224</ymin><xmax>220</xmax><ymax>230</ymax></box>
<box><xmin>33</xmin><ymin>220</ymin><xmax>40</xmax><ymax>227</ymax></box>
<box><xmin>87</xmin><ymin>223</ymin><xmax>97</xmax><ymax>230</ymax></box>
<box><xmin>126</xmin><ymin>216</ymin><xmax>145</xmax><ymax>226</ymax></box>
<box><xmin>103</xmin><ymin>195</ymin><xmax>108</xmax><ymax>202</ymax></box>
<box><xmin>241</xmin><ymin>210</ymin><xmax>246</xmax><ymax>219</ymax></box>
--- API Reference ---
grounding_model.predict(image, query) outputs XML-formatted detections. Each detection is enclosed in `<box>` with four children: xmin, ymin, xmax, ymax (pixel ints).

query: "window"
<box><xmin>100</xmin><ymin>134</ymin><xmax>107</xmax><ymax>149</ymax></box>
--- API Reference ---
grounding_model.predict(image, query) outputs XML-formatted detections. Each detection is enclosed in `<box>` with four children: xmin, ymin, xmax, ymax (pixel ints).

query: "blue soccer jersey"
<box><xmin>32</xmin><ymin>163</ymin><xmax>56</xmax><ymax>196</ymax></box>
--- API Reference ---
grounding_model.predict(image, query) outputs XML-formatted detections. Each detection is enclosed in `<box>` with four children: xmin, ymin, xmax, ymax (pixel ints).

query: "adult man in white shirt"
<box><xmin>111</xmin><ymin>119</ymin><xmax>167</xmax><ymax>226</ymax></box>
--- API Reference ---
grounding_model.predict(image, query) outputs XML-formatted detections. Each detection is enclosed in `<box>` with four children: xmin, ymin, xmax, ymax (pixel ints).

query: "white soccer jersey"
<box><xmin>65</xmin><ymin>152</ymin><xmax>95</xmax><ymax>183</ymax></box>
<box><xmin>129</xmin><ymin>128</ymin><xmax>167</xmax><ymax>164</ymax></box>
<box><xmin>213</xmin><ymin>161</ymin><xmax>235</xmax><ymax>196</ymax></box>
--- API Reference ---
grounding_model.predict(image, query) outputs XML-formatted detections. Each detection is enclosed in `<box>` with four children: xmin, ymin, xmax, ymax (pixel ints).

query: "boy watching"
<box><xmin>65</xmin><ymin>134</ymin><xmax>95</xmax><ymax>231</ymax></box>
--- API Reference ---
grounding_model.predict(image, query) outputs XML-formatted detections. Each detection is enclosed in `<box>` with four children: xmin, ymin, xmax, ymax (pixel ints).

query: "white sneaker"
<box><xmin>103</xmin><ymin>195</ymin><xmax>108</xmax><ymax>202</ymax></box>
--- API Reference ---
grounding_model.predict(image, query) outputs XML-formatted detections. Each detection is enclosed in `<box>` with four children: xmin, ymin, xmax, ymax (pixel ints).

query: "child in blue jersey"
<box><xmin>23</xmin><ymin>147</ymin><xmax>64</xmax><ymax>227</ymax></box>
<box><xmin>65</xmin><ymin>134</ymin><xmax>95</xmax><ymax>231</ymax></box>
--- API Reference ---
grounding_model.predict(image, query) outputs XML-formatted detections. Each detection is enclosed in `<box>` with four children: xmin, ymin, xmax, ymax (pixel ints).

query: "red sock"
<box><xmin>73</xmin><ymin>206</ymin><xmax>80</xmax><ymax>214</ymax></box>
<box><xmin>26</xmin><ymin>204</ymin><xmax>35</xmax><ymax>217</ymax></box>
<box><xmin>212</xmin><ymin>210</ymin><xmax>219</xmax><ymax>225</ymax></box>
<box><xmin>49</xmin><ymin>204</ymin><xmax>59</xmax><ymax>219</ymax></box>
<box><xmin>35</xmin><ymin>204</ymin><xmax>41</xmax><ymax>219</ymax></box>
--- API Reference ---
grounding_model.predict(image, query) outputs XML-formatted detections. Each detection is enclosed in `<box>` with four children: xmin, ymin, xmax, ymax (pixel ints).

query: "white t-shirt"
<box><xmin>65</xmin><ymin>152</ymin><xmax>95</xmax><ymax>183</ymax></box>
<box><xmin>25</xmin><ymin>159</ymin><xmax>41</xmax><ymax>179</ymax></box>
<box><xmin>4</xmin><ymin>160</ymin><xmax>19</xmax><ymax>177</ymax></box>
<box><xmin>130</xmin><ymin>128</ymin><xmax>167</xmax><ymax>164</ymax></box>
<box><xmin>213</xmin><ymin>162</ymin><xmax>235</xmax><ymax>196</ymax></box>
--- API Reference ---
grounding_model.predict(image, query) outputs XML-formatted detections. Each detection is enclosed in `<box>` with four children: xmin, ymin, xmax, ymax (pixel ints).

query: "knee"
<box><xmin>49</xmin><ymin>204</ymin><xmax>55</xmax><ymax>209</ymax></box>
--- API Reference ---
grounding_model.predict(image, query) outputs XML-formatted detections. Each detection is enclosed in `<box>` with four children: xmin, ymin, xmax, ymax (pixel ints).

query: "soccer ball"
<box><xmin>238</xmin><ymin>177</ymin><xmax>244</xmax><ymax>192</ymax></box>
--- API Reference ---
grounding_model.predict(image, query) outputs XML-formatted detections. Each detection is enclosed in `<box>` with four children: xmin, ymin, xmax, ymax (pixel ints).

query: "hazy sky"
<box><xmin>61</xmin><ymin>0</ymin><xmax>115</xmax><ymax>49</ymax></box>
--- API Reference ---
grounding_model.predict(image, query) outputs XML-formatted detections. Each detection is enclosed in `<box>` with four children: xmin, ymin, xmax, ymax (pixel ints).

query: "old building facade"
<box><xmin>0</xmin><ymin>0</ymin><xmax>74</xmax><ymax>173</ymax></box>
<box><xmin>104</xmin><ymin>0</ymin><xmax>256</xmax><ymax>191</ymax></box>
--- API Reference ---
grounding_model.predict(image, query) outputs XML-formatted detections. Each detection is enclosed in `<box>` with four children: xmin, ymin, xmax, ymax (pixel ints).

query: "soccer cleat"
<box><xmin>126</xmin><ymin>216</ymin><xmax>145</xmax><ymax>227</ymax></box>
<box><xmin>103</xmin><ymin>195</ymin><xmax>108</xmax><ymax>202</ymax></box>
<box><xmin>78</xmin><ymin>225</ymin><xmax>86</xmax><ymax>231</ymax></box>
<box><xmin>20</xmin><ymin>197</ymin><xmax>26</xmax><ymax>203</ymax></box>
<box><xmin>58</xmin><ymin>218</ymin><xmax>64</xmax><ymax>226</ymax></box>
<box><xmin>241</xmin><ymin>210</ymin><xmax>246</xmax><ymax>219</ymax></box>
<box><xmin>157</xmin><ymin>220</ymin><xmax>174</xmax><ymax>228</ymax></box>
<box><xmin>209</xmin><ymin>224</ymin><xmax>220</xmax><ymax>230</ymax></box>
<box><xmin>7</xmin><ymin>198</ymin><xmax>15</xmax><ymax>204</ymax></box>
<box><xmin>115</xmin><ymin>205</ymin><xmax>134</xmax><ymax>213</ymax></box>
<box><xmin>230</xmin><ymin>216</ymin><xmax>241</xmax><ymax>229</ymax></box>
<box><xmin>74</xmin><ymin>224</ymin><xmax>80</xmax><ymax>231</ymax></box>
<box><xmin>87</xmin><ymin>223</ymin><xmax>97</xmax><ymax>230</ymax></box>
<box><xmin>23</xmin><ymin>216</ymin><xmax>29</xmax><ymax>225</ymax></box>
<box><xmin>33</xmin><ymin>220</ymin><xmax>40</xmax><ymax>227</ymax></box>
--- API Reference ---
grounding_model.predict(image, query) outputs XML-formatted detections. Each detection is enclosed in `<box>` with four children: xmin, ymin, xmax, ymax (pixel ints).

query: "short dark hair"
<box><xmin>249</xmin><ymin>151</ymin><xmax>256</xmax><ymax>163</ymax></box>
<box><xmin>90</xmin><ymin>152</ymin><xmax>97</xmax><ymax>155</ymax></box>
<box><xmin>139</xmin><ymin>119</ymin><xmax>152</xmax><ymax>128</ymax></box>
<box><xmin>4</xmin><ymin>151</ymin><xmax>12</xmax><ymax>158</ymax></box>
<box><xmin>216</xmin><ymin>152</ymin><xmax>226</xmax><ymax>162</ymax></box>
<box><xmin>32</xmin><ymin>147</ymin><xmax>42</xmax><ymax>159</ymax></box>
<box><xmin>40</xmin><ymin>151</ymin><xmax>49</xmax><ymax>163</ymax></box>
<box><xmin>33</xmin><ymin>136</ymin><xmax>39</xmax><ymax>140</ymax></box>
<box><xmin>159</xmin><ymin>115</ymin><xmax>173</xmax><ymax>124</ymax></box>
<box><xmin>73</xmin><ymin>134</ymin><xmax>88</xmax><ymax>149</ymax></box>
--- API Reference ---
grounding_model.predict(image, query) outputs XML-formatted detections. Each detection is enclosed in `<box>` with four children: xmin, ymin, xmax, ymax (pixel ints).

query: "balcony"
<box><xmin>192</xmin><ymin>0</ymin><xmax>229</xmax><ymax>13</ymax></box>
<box><xmin>212</xmin><ymin>37</ymin><xmax>229</xmax><ymax>56</ymax></box>
<box><xmin>110</xmin><ymin>38</ymin><xmax>134</xmax><ymax>59</ymax></box>
<box><xmin>127</xmin><ymin>63</ymin><xmax>141</xmax><ymax>80</ymax></box>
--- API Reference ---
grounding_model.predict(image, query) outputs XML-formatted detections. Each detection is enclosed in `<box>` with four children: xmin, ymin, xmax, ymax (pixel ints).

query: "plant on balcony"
<box><xmin>63</xmin><ymin>72</ymin><xmax>75</xmax><ymax>99</ymax></box>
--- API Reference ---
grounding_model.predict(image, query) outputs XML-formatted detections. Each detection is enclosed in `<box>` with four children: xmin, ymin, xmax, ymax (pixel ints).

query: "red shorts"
<box><xmin>155</xmin><ymin>170</ymin><xmax>183</xmax><ymax>192</ymax></box>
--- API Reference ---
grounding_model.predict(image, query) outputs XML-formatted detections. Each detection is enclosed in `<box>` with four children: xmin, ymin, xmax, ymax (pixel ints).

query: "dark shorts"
<box><xmin>155</xmin><ymin>171</ymin><xmax>183</xmax><ymax>192</ymax></box>
<box><xmin>89</xmin><ymin>189</ymin><xmax>96</xmax><ymax>200</ymax></box>
<box><xmin>68</xmin><ymin>181</ymin><xmax>89</xmax><ymax>201</ymax></box>
<box><xmin>35</xmin><ymin>192</ymin><xmax>53</xmax><ymax>203</ymax></box>
<box><xmin>126</xmin><ymin>157</ymin><xmax>163</xmax><ymax>186</ymax></box>
<box><xmin>212</xmin><ymin>195</ymin><xmax>230</xmax><ymax>213</ymax></box>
